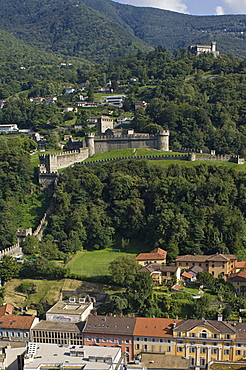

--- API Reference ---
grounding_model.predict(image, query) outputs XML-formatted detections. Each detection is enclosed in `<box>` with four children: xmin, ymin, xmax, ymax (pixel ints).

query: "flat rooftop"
<box><xmin>46</xmin><ymin>301</ymin><xmax>92</xmax><ymax>316</ymax></box>
<box><xmin>24</xmin><ymin>343</ymin><xmax>121</xmax><ymax>370</ymax></box>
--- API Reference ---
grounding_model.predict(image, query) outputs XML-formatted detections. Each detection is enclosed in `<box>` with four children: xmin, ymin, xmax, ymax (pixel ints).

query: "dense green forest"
<box><xmin>1</xmin><ymin>0</ymin><xmax>246</xmax><ymax>62</ymax></box>
<box><xmin>46</xmin><ymin>160</ymin><xmax>246</xmax><ymax>261</ymax></box>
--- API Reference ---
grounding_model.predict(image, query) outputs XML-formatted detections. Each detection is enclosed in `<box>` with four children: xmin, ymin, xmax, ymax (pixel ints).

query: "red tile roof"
<box><xmin>0</xmin><ymin>304</ymin><xmax>13</xmax><ymax>318</ymax></box>
<box><xmin>182</xmin><ymin>272</ymin><xmax>193</xmax><ymax>279</ymax></box>
<box><xmin>229</xmin><ymin>271</ymin><xmax>246</xmax><ymax>282</ymax></box>
<box><xmin>0</xmin><ymin>315</ymin><xmax>35</xmax><ymax>330</ymax></box>
<box><xmin>136</xmin><ymin>248</ymin><xmax>167</xmax><ymax>261</ymax></box>
<box><xmin>236</xmin><ymin>261</ymin><xmax>246</xmax><ymax>269</ymax></box>
<box><xmin>134</xmin><ymin>318</ymin><xmax>181</xmax><ymax>337</ymax></box>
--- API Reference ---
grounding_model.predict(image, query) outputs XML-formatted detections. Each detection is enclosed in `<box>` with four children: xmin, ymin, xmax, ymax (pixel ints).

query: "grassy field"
<box><xmin>84</xmin><ymin>148</ymin><xmax>186</xmax><ymax>162</ymax></box>
<box><xmin>149</xmin><ymin>159</ymin><xmax>246</xmax><ymax>172</ymax></box>
<box><xmin>30</xmin><ymin>149</ymin><xmax>64</xmax><ymax>167</ymax></box>
<box><xmin>67</xmin><ymin>236</ymin><xmax>149</xmax><ymax>277</ymax></box>
<box><xmin>4</xmin><ymin>279</ymin><xmax>64</xmax><ymax>308</ymax></box>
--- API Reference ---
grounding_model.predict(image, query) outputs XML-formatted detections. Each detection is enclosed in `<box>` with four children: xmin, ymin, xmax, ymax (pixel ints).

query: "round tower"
<box><xmin>157</xmin><ymin>130</ymin><xmax>169</xmax><ymax>151</ymax></box>
<box><xmin>86</xmin><ymin>133</ymin><xmax>95</xmax><ymax>157</ymax></box>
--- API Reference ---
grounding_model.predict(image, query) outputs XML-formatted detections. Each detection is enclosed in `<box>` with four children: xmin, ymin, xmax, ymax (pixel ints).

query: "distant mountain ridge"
<box><xmin>0</xmin><ymin>0</ymin><xmax>246</xmax><ymax>61</ymax></box>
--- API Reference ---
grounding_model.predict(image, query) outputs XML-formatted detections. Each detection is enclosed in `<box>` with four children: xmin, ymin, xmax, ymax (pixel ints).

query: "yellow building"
<box><xmin>229</xmin><ymin>271</ymin><xmax>246</xmax><ymax>296</ymax></box>
<box><xmin>176</xmin><ymin>254</ymin><xmax>237</xmax><ymax>279</ymax></box>
<box><xmin>133</xmin><ymin>317</ymin><xmax>246</xmax><ymax>369</ymax></box>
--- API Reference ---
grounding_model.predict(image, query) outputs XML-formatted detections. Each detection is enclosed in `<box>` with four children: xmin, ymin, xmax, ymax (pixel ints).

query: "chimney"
<box><xmin>218</xmin><ymin>313</ymin><xmax>223</xmax><ymax>321</ymax></box>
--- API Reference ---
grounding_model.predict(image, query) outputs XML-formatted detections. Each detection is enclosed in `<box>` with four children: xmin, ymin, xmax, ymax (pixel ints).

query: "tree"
<box><xmin>0</xmin><ymin>255</ymin><xmax>21</xmax><ymax>284</ymax></box>
<box><xmin>126</xmin><ymin>272</ymin><xmax>153</xmax><ymax>315</ymax></box>
<box><xmin>109</xmin><ymin>255</ymin><xmax>140</xmax><ymax>286</ymax></box>
<box><xmin>196</xmin><ymin>272</ymin><xmax>216</xmax><ymax>287</ymax></box>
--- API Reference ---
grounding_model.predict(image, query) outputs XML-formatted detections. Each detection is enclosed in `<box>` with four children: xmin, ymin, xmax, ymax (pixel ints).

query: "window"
<box><xmin>200</xmin><ymin>331</ymin><xmax>207</xmax><ymax>338</ymax></box>
<box><xmin>190</xmin><ymin>333</ymin><xmax>196</xmax><ymax>338</ymax></box>
<box><xmin>200</xmin><ymin>358</ymin><xmax>206</xmax><ymax>367</ymax></box>
<box><xmin>143</xmin><ymin>345</ymin><xmax>148</xmax><ymax>351</ymax></box>
<box><xmin>212</xmin><ymin>349</ymin><xmax>218</xmax><ymax>354</ymax></box>
<box><xmin>226</xmin><ymin>335</ymin><xmax>231</xmax><ymax>340</ymax></box>
<box><xmin>177</xmin><ymin>347</ymin><xmax>183</xmax><ymax>352</ymax></box>
<box><xmin>202</xmin><ymin>342</ymin><xmax>206</xmax><ymax>346</ymax></box>
<box><xmin>190</xmin><ymin>347</ymin><xmax>195</xmax><ymax>353</ymax></box>
<box><xmin>190</xmin><ymin>357</ymin><xmax>195</xmax><ymax>366</ymax></box>
<box><xmin>135</xmin><ymin>344</ymin><xmax>140</xmax><ymax>350</ymax></box>
<box><xmin>144</xmin><ymin>338</ymin><xmax>148</xmax><ymax>342</ymax></box>
<box><xmin>213</xmin><ymin>342</ymin><xmax>218</xmax><ymax>346</ymax></box>
<box><xmin>136</xmin><ymin>337</ymin><xmax>139</xmax><ymax>341</ymax></box>
<box><xmin>199</xmin><ymin>263</ymin><xmax>202</xmax><ymax>267</ymax></box>
<box><xmin>212</xmin><ymin>264</ymin><xmax>215</xmax><ymax>268</ymax></box>
<box><xmin>213</xmin><ymin>334</ymin><xmax>218</xmax><ymax>339</ymax></box>
<box><xmin>236</xmin><ymin>350</ymin><xmax>242</xmax><ymax>356</ymax></box>
<box><xmin>11</xmin><ymin>332</ymin><xmax>15</xmax><ymax>337</ymax></box>
<box><xmin>152</xmin><ymin>338</ymin><xmax>156</xmax><ymax>342</ymax></box>
<box><xmin>201</xmin><ymin>348</ymin><xmax>206</xmax><ymax>354</ymax></box>
<box><xmin>212</xmin><ymin>271</ymin><xmax>214</xmax><ymax>275</ymax></box>
<box><xmin>160</xmin><ymin>339</ymin><xmax>163</xmax><ymax>343</ymax></box>
<box><xmin>224</xmin><ymin>349</ymin><xmax>230</xmax><ymax>355</ymax></box>
<box><xmin>168</xmin><ymin>346</ymin><xmax>172</xmax><ymax>352</ymax></box>
<box><xmin>125</xmin><ymin>339</ymin><xmax>129</xmax><ymax>344</ymax></box>
<box><xmin>178</xmin><ymin>332</ymin><xmax>182</xmax><ymax>337</ymax></box>
<box><xmin>126</xmin><ymin>347</ymin><xmax>129</xmax><ymax>353</ymax></box>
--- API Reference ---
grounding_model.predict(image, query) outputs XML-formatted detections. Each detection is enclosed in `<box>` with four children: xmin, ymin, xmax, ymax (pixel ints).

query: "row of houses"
<box><xmin>2</xmin><ymin>296</ymin><xmax>246</xmax><ymax>369</ymax></box>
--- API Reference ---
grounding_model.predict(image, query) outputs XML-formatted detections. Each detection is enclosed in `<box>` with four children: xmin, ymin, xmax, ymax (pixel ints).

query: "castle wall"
<box><xmin>94</xmin><ymin>136</ymin><xmax>157</xmax><ymax>153</ymax></box>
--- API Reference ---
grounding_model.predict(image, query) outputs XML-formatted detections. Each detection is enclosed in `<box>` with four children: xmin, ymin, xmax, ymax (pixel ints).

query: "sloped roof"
<box><xmin>189</xmin><ymin>265</ymin><xmax>204</xmax><ymax>274</ymax></box>
<box><xmin>182</xmin><ymin>272</ymin><xmax>193</xmax><ymax>279</ymax></box>
<box><xmin>134</xmin><ymin>317</ymin><xmax>181</xmax><ymax>337</ymax></box>
<box><xmin>229</xmin><ymin>271</ymin><xmax>246</xmax><ymax>282</ymax></box>
<box><xmin>236</xmin><ymin>261</ymin><xmax>246</xmax><ymax>269</ymax></box>
<box><xmin>83</xmin><ymin>315</ymin><xmax>136</xmax><ymax>336</ymax></box>
<box><xmin>175</xmin><ymin>319</ymin><xmax>236</xmax><ymax>334</ymax></box>
<box><xmin>31</xmin><ymin>320</ymin><xmax>84</xmax><ymax>333</ymax></box>
<box><xmin>0</xmin><ymin>304</ymin><xmax>13</xmax><ymax>318</ymax></box>
<box><xmin>0</xmin><ymin>315</ymin><xmax>35</xmax><ymax>330</ymax></box>
<box><xmin>136</xmin><ymin>248</ymin><xmax>167</xmax><ymax>261</ymax></box>
<box><xmin>176</xmin><ymin>254</ymin><xmax>237</xmax><ymax>263</ymax></box>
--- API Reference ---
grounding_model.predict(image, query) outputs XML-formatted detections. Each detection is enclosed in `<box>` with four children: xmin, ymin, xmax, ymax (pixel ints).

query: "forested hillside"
<box><xmin>47</xmin><ymin>161</ymin><xmax>246</xmax><ymax>261</ymax></box>
<box><xmin>0</xmin><ymin>0</ymin><xmax>246</xmax><ymax>61</ymax></box>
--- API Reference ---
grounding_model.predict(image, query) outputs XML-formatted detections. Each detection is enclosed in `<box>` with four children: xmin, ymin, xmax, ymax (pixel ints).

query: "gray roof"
<box><xmin>84</xmin><ymin>315</ymin><xmax>136</xmax><ymax>336</ymax></box>
<box><xmin>139</xmin><ymin>353</ymin><xmax>189</xmax><ymax>370</ymax></box>
<box><xmin>138</xmin><ymin>263</ymin><xmax>178</xmax><ymax>274</ymax></box>
<box><xmin>31</xmin><ymin>320</ymin><xmax>84</xmax><ymax>333</ymax></box>
<box><xmin>189</xmin><ymin>265</ymin><xmax>204</xmax><ymax>274</ymax></box>
<box><xmin>176</xmin><ymin>254</ymin><xmax>237</xmax><ymax>263</ymax></box>
<box><xmin>175</xmin><ymin>319</ymin><xmax>236</xmax><ymax>334</ymax></box>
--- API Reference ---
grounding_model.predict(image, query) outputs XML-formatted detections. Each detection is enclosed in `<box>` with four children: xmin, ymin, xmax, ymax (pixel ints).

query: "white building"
<box><xmin>24</xmin><ymin>343</ymin><xmax>123</xmax><ymax>370</ymax></box>
<box><xmin>102</xmin><ymin>95</ymin><xmax>126</xmax><ymax>107</ymax></box>
<box><xmin>46</xmin><ymin>298</ymin><xmax>93</xmax><ymax>323</ymax></box>
<box><xmin>0</xmin><ymin>124</ymin><xmax>18</xmax><ymax>132</ymax></box>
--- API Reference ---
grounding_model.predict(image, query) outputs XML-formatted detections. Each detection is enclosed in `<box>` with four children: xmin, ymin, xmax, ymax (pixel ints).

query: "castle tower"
<box><xmin>211</xmin><ymin>41</ymin><xmax>216</xmax><ymax>53</ymax></box>
<box><xmin>157</xmin><ymin>130</ymin><xmax>169</xmax><ymax>151</ymax></box>
<box><xmin>86</xmin><ymin>134</ymin><xmax>95</xmax><ymax>157</ymax></box>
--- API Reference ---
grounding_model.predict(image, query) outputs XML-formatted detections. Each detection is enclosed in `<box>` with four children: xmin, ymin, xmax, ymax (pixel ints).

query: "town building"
<box><xmin>30</xmin><ymin>321</ymin><xmax>84</xmax><ymax>346</ymax></box>
<box><xmin>24</xmin><ymin>342</ymin><xmax>123</xmax><ymax>370</ymax></box>
<box><xmin>0</xmin><ymin>304</ymin><xmax>38</xmax><ymax>342</ymax></box>
<box><xmin>136</xmin><ymin>248</ymin><xmax>167</xmax><ymax>266</ymax></box>
<box><xmin>102</xmin><ymin>95</ymin><xmax>126</xmax><ymax>107</ymax></box>
<box><xmin>173</xmin><ymin>319</ymin><xmax>246</xmax><ymax>368</ymax></box>
<box><xmin>45</xmin><ymin>298</ymin><xmax>93</xmax><ymax>323</ymax></box>
<box><xmin>133</xmin><ymin>318</ymin><xmax>181</xmax><ymax>357</ymax></box>
<box><xmin>138</xmin><ymin>264</ymin><xmax>181</xmax><ymax>285</ymax></box>
<box><xmin>175</xmin><ymin>254</ymin><xmax>237</xmax><ymax>278</ymax></box>
<box><xmin>83</xmin><ymin>315</ymin><xmax>136</xmax><ymax>362</ymax></box>
<box><xmin>188</xmin><ymin>42</ymin><xmax>219</xmax><ymax>57</ymax></box>
<box><xmin>97</xmin><ymin>116</ymin><xmax>114</xmax><ymax>134</ymax></box>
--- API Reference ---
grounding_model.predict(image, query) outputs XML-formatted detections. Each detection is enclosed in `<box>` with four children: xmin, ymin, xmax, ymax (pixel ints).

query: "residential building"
<box><xmin>138</xmin><ymin>264</ymin><xmax>181</xmax><ymax>285</ymax></box>
<box><xmin>83</xmin><ymin>315</ymin><xmax>136</xmax><ymax>362</ymax></box>
<box><xmin>236</xmin><ymin>261</ymin><xmax>246</xmax><ymax>272</ymax></box>
<box><xmin>229</xmin><ymin>271</ymin><xmax>246</xmax><ymax>296</ymax></box>
<box><xmin>0</xmin><ymin>124</ymin><xmax>18</xmax><ymax>132</ymax></box>
<box><xmin>31</xmin><ymin>320</ymin><xmax>84</xmax><ymax>346</ymax></box>
<box><xmin>135</xmin><ymin>101</ymin><xmax>147</xmax><ymax>110</ymax></box>
<box><xmin>45</xmin><ymin>298</ymin><xmax>93</xmax><ymax>323</ymax></box>
<box><xmin>0</xmin><ymin>341</ymin><xmax>26</xmax><ymax>370</ymax></box>
<box><xmin>133</xmin><ymin>318</ymin><xmax>181</xmax><ymax>357</ymax></box>
<box><xmin>188</xmin><ymin>42</ymin><xmax>219</xmax><ymax>57</ymax></box>
<box><xmin>29</xmin><ymin>97</ymin><xmax>45</xmax><ymax>103</ymax></box>
<box><xmin>63</xmin><ymin>107</ymin><xmax>77</xmax><ymax>113</ymax></box>
<box><xmin>24</xmin><ymin>342</ymin><xmax>123</xmax><ymax>370</ymax></box>
<box><xmin>136</xmin><ymin>248</ymin><xmax>167</xmax><ymax>266</ymax></box>
<box><xmin>65</xmin><ymin>87</ymin><xmax>75</xmax><ymax>94</ymax></box>
<box><xmin>45</xmin><ymin>96</ymin><xmax>57</xmax><ymax>103</ymax></box>
<box><xmin>102</xmin><ymin>95</ymin><xmax>126</xmax><ymax>107</ymax></box>
<box><xmin>116</xmin><ymin>116</ymin><xmax>134</xmax><ymax>125</ymax></box>
<box><xmin>175</xmin><ymin>254</ymin><xmax>237</xmax><ymax>278</ymax></box>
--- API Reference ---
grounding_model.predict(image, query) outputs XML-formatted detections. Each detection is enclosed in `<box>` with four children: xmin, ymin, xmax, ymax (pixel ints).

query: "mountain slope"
<box><xmin>0</xmin><ymin>0</ymin><xmax>152</xmax><ymax>63</ymax></box>
<box><xmin>79</xmin><ymin>0</ymin><xmax>246</xmax><ymax>58</ymax></box>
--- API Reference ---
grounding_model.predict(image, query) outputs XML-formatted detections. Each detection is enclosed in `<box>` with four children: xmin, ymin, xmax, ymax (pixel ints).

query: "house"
<box><xmin>63</xmin><ymin>107</ymin><xmax>77</xmax><ymax>113</ymax></box>
<box><xmin>182</xmin><ymin>265</ymin><xmax>203</xmax><ymax>284</ymax></box>
<box><xmin>102</xmin><ymin>95</ymin><xmax>126</xmax><ymax>107</ymax></box>
<box><xmin>83</xmin><ymin>315</ymin><xmax>136</xmax><ymax>362</ymax></box>
<box><xmin>65</xmin><ymin>87</ymin><xmax>75</xmax><ymax>94</ymax></box>
<box><xmin>45</xmin><ymin>297</ymin><xmax>93</xmax><ymax>323</ymax></box>
<box><xmin>0</xmin><ymin>100</ymin><xmax>7</xmax><ymax>109</ymax></box>
<box><xmin>0</xmin><ymin>124</ymin><xmax>18</xmax><ymax>132</ymax></box>
<box><xmin>31</xmin><ymin>320</ymin><xmax>84</xmax><ymax>346</ymax></box>
<box><xmin>116</xmin><ymin>116</ymin><xmax>134</xmax><ymax>125</ymax></box>
<box><xmin>138</xmin><ymin>264</ymin><xmax>180</xmax><ymax>285</ymax></box>
<box><xmin>176</xmin><ymin>254</ymin><xmax>237</xmax><ymax>279</ymax></box>
<box><xmin>136</xmin><ymin>248</ymin><xmax>167</xmax><ymax>266</ymax></box>
<box><xmin>188</xmin><ymin>41</ymin><xmax>219</xmax><ymax>57</ymax></box>
<box><xmin>24</xmin><ymin>342</ymin><xmax>123</xmax><ymax>370</ymax></box>
<box><xmin>45</xmin><ymin>96</ymin><xmax>57</xmax><ymax>103</ymax></box>
<box><xmin>236</xmin><ymin>261</ymin><xmax>246</xmax><ymax>272</ymax></box>
<box><xmin>29</xmin><ymin>97</ymin><xmax>45</xmax><ymax>103</ymax></box>
<box><xmin>135</xmin><ymin>101</ymin><xmax>147</xmax><ymax>110</ymax></box>
<box><xmin>133</xmin><ymin>317</ymin><xmax>182</xmax><ymax>357</ymax></box>
<box><xmin>229</xmin><ymin>271</ymin><xmax>246</xmax><ymax>296</ymax></box>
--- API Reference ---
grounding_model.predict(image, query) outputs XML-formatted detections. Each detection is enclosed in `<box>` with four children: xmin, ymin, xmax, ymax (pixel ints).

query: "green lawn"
<box><xmin>149</xmin><ymin>159</ymin><xmax>246</xmax><ymax>172</ymax></box>
<box><xmin>30</xmin><ymin>149</ymin><xmax>64</xmax><ymax>167</ymax></box>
